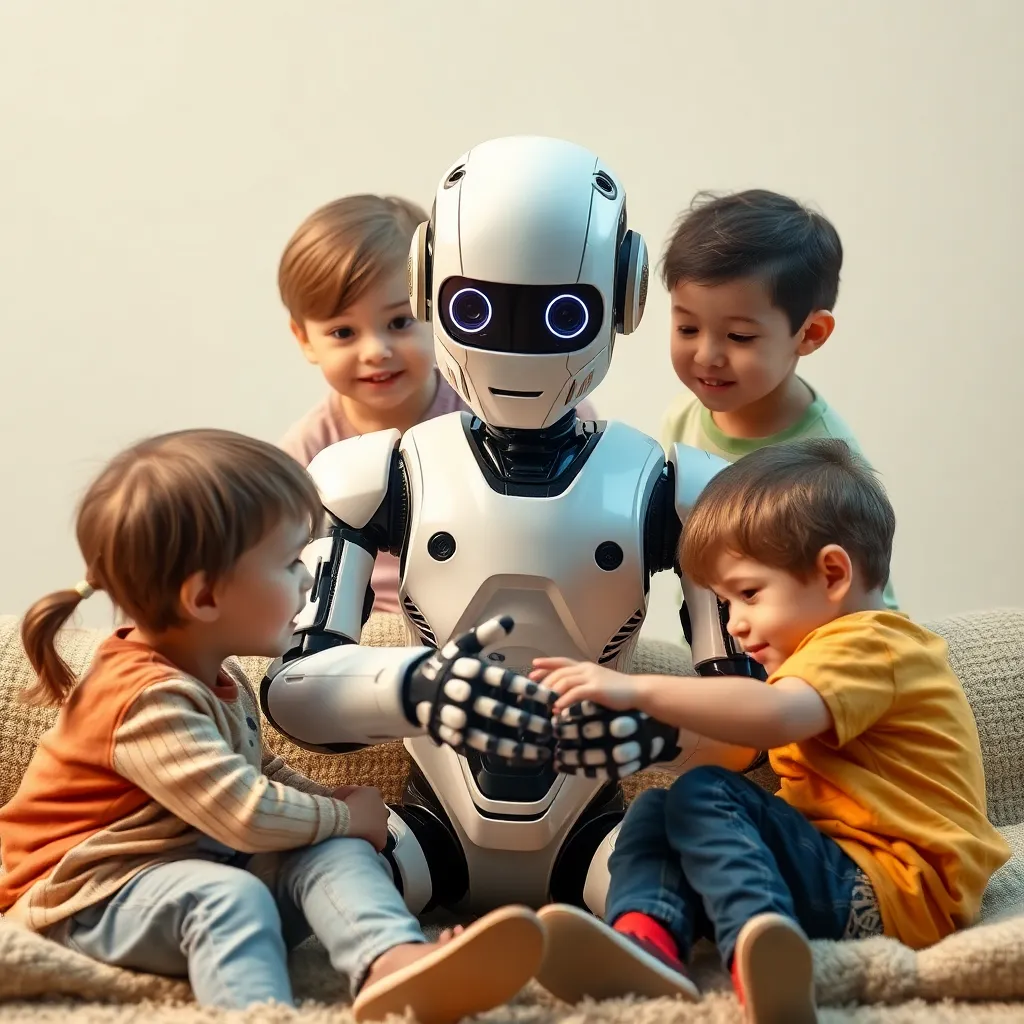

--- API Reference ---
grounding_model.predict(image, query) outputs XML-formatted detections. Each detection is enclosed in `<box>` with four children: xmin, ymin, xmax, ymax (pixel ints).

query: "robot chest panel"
<box><xmin>399</xmin><ymin>415</ymin><xmax>665</xmax><ymax>668</ymax></box>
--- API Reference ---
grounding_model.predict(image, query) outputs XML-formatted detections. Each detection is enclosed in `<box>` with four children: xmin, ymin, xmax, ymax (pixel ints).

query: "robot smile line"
<box><xmin>489</xmin><ymin>387</ymin><xmax>544</xmax><ymax>398</ymax></box>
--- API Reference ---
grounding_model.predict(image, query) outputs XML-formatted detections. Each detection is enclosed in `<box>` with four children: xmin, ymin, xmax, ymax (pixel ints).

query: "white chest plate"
<box><xmin>398</xmin><ymin>413</ymin><xmax>665</xmax><ymax>672</ymax></box>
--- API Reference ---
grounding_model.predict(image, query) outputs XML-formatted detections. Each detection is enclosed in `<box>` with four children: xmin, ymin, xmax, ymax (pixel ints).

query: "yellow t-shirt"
<box><xmin>769</xmin><ymin>610</ymin><xmax>1011</xmax><ymax>948</ymax></box>
<box><xmin>660</xmin><ymin>381</ymin><xmax>899</xmax><ymax>611</ymax></box>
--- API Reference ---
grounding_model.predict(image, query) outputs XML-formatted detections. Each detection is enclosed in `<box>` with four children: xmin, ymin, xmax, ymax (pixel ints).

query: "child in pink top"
<box><xmin>277</xmin><ymin>194</ymin><xmax>596</xmax><ymax>614</ymax></box>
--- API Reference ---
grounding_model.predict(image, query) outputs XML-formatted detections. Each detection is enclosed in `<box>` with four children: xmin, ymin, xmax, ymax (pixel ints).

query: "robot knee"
<box><xmin>382</xmin><ymin>805</ymin><xmax>467</xmax><ymax>915</ymax></box>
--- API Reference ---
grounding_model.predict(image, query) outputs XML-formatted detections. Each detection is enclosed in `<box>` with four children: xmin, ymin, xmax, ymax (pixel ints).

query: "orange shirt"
<box><xmin>0</xmin><ymin>629</ymin><xmax>349</xmax><ymax>931</ymax></box>
<box><xmin>769</xmin><ymin>611</ymin><xmax>1011</xmax><ymax>948</ymax></box>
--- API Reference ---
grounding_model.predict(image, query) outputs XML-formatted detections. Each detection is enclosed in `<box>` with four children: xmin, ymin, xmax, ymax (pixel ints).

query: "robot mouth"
<box><xmin>489</xmin><ymin>387</ymin><xmax>544</xmax><ymax>398</ymax></box>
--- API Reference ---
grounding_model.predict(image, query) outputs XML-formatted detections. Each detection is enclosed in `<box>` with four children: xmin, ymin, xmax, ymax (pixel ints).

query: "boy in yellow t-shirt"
<box><xmin>531</xmin><ymin>438</ymin><xmax>1009</xmax><ymax>1022</ymax></box>
<box><xmin>658</xmin><ymin>188</ymin><xmax>897</xmax><ymax>612</ymax></box>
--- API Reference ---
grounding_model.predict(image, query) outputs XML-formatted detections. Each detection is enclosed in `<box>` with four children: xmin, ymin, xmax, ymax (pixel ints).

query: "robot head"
<box><xmin>408</xmin><ymin>136</ymin><xmax>649</xmax><ymax>430</ymax></box>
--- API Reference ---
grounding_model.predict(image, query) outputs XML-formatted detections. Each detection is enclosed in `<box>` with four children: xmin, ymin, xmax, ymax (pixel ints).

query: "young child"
<box><xmin>530</xmin><ymin>438</ymin><xmax>1010</xmax><ymax>1022</ymax></box>
<box><xmin>277</xmin><ymin>193</ymin><xmax>597</xmax><ymax>615</ymax></box>
<box><xmin>659</xmin><ymin>188</ymin><xmax>898</xmax><ymax>611</ymax></box>
<box><xmin>0</xmin><ymin>429</ymin><xmax>544</xmax><ymax>1021</ymax></box>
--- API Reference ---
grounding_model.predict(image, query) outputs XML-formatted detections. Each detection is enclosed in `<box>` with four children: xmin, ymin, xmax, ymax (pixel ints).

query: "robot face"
<box><xmin>413</xmin><ymin>136</ymin><xmax>647</xmax><ymax>431</ymax></box>
<box><xmin>437</xmin><ymin>277</ymin><xmax>605</xmax><ymax>355</ymax></box>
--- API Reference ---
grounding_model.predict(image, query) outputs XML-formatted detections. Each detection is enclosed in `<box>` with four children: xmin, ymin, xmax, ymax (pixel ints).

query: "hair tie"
<box><xmin>74</xmin><ymin>581</ymin><xmax>95</xmax><ymax>600</ymax></box>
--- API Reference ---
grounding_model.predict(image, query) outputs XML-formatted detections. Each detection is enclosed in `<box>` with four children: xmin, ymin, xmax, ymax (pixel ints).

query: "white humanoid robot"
<box><xmin>260</xmin><ymin>135</ymin><xmax>764</xmax><ymax>920</ymax></box>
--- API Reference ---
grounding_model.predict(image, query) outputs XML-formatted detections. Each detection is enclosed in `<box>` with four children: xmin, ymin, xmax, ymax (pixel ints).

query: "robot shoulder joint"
<box><xmin>667</xmin><ymin>442</ymin><xmax>730</xmax><ymax>521</ymax></box>
<box><xmin>305</xmin><ymin>429</ymin><xmax>401</xmax><ymax>529</ymax></box>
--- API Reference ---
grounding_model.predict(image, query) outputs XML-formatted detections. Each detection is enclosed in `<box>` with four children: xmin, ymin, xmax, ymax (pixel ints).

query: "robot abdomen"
<box><xmin>398</xmin><ymin>416</ymin><xmax>664</xmax><ymax>673</ymax></box>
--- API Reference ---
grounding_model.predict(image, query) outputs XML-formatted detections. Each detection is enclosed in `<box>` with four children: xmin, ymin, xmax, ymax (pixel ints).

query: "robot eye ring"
<box><xmin>544</xmin><ymin>293</ymin><xmax>590</xmax><ymax>340</ymax></box>
<box><xmin>448</xmin><ymin>287</ymin><xmax>493</xmax><ymax>334</ymax></box>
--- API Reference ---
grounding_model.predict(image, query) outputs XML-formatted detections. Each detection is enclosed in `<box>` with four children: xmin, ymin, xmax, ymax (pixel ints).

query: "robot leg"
<box><xmin>580</xmin><ymin>820</ymin><xmax>619</xmax><ymax>919</ymax></box>
<box><xmin>379</xmin><ymin>808</ymin><xmax>433</xmax><ymax>915</ymax></box>
<box><xmin>379</xmin><ymin>783</ymin><xmax>471</xmax><ymax>915</ymax></box>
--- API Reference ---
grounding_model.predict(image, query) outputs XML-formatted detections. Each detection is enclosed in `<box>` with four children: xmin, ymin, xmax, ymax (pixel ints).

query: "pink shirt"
<box><xmin>280</xmin><ymin>372</ymin><xmax>598</xmax><ymax>615</ymax></box>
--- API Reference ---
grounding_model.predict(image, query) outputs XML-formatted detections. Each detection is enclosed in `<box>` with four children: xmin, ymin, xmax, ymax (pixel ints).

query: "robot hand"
<box><xmin>407</xmin><ymin>616</ymin><xmax>558</xmax><ymax>763</ymax></box>
<box><xmin>552</xmin><ymin>700</ymin><xmax>681</xmax><ymax>780</ymax></box>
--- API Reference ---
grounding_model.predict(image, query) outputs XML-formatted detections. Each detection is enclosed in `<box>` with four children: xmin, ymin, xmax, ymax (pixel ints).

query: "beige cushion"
<box><xmin>2</xmin><ymin>608</ymin><xmax>1023</xmax><ymax>826</ymax></box>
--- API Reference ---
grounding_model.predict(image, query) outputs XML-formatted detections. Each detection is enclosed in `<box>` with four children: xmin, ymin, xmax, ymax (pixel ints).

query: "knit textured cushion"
<box><xmin>2</xmin><ymin>608</ymin><xmax>1022</xmax><ymax>820</ymax></box>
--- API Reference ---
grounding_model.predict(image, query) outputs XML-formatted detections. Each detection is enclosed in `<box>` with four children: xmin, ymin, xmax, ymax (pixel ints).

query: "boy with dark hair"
<box><xmin>659</xmin><ymin>188</ymin><xmax>897</xmax><ymax>609</ymax></box>
<box><xmin>531</xmin><ymin>438</ymin><xmax>1009</xmax><ymax>1022</ymax></box>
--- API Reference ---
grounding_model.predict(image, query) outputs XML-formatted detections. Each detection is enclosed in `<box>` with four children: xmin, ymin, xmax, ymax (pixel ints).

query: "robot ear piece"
<box><xmin>408</xmin><ymin>221</ymin><xmax>433</xmax><ymax>323</ymax></box>
<box><xmin>614</xmin><ymin>230</ymin><xmax>649</xmax><ymax>336</ymax></box>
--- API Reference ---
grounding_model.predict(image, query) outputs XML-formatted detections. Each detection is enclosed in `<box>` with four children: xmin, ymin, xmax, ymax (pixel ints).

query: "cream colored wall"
<box><xmin>1</xmin><ymin>0</ymin><xmax>1021</xmax><ymax>642</ymax></box>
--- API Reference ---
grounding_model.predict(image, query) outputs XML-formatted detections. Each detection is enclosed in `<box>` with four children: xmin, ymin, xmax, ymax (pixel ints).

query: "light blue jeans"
<box><xmin>46</xmin><ymin>837</ymin><xmax>425</xmax><ymax>1009</ymax></box>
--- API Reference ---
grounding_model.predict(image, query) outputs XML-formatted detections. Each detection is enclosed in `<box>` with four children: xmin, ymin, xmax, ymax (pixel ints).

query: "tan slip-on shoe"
<box><xmin>535</xmin><ymin>903</ymin><xmax>700</xmax><ymax>1004</ymax></box>
<box><xmin>352</xmin><ymin>904</ymin><xmax>545</xmax><ymax>1024</ymax></box>
<box><xmin>732</xmin><ymin>912</ymin><xmax>817</xmax><ymax>1024</ymax></box>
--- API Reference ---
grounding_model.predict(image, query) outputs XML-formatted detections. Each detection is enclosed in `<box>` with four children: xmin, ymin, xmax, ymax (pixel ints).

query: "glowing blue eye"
<box><xmin>449</xmin><ymin>288</ymin><xmax>492</xmax><ymax>333</ymax></box>
<box><xmin>545</xmin><ymin>294</ymin><xmax>589</xmax><ymax>340</ymax></box>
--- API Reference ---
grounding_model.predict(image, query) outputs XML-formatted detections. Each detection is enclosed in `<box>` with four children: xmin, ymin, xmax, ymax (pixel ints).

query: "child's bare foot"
<box><xmin>352</xmin><ymin>908</ymin><xmax>542</xmax><ymax>1024</ymax></box>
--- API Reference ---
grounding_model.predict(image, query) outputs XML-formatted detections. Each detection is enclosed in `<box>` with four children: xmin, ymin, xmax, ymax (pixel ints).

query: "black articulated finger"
<box><xmin>608</xmin><ymin>714</ymin><xmax>640</xmax><ymax>739</ymax></box>
<box><xmin>432</xmin><ymin>721</ymin><xmax>464</xmax><ymax>751</ymax></box>
<box><xmin>438</xmin><ymin>704</ymin><xmax>469</xmax><ymax>731</ymax></box>
<box><xmin>554</xmin><ymin>719</ymin><xmax>580</xmax><ymax>741</ymax></box>
<box><xmin>466</xmin><ymin>729</ymin><xmax>550</xmax><ymax>762</ymax></box>
<box><xmin>492</xmin><ymin>735</ymin><xmax>550</xmax><ymax>762</ymax></box>
<box><xmin>474</xmin><ymin>615</ymin><xmax>514</xmax><ymax>649</ymax></box>
<box><xmin>466</xmin><ymin>695</ymin><xmax>552</xmax><ymax>737</ymax></box>
<box><xmin>478</xmin><ymin>665</ymin><xmax>558</xmax><ymax>708</ymax></box>
<box><xmin>464</xmin><ymin>726</ymin><xmax>516</xmax><ymax>758</ymax></box>
<box><xmin>557</xmin><ymin>747</ymin><xmax>581</xmax><ymax>767</ymax></box>
<box><xmin>446</xmin><ymin>615</ymin><xmax>514</xmax><ymax>660</ymax></box>
<box><xmin>561</xmin><ymin>700</ymin><xmax>594</xmax><ymax>720</ymax></box>
<box><xmin>472</xmin><ymin>694</ymin><xmax>510</xmax><ymax>723</ymax></box>
<box><xmin>476</xmin><ymin>698</ymin><xmax>552</xmax><ymax>737</ymax></box>
<box><xmin>442</xmin><ymin>677</ymin><xmax>474</xmax><ymax>706</ymax></box>
<box><xmin>465</xmin><ymin>729</ymin><xmax>499</xmax><ymax>755</ymax></box>
<box><xmin>522</xmin><ymin>711</ymin><xmax>553</xmax><ymax>737</ymax></box>
<box><xmin>611</xmin><ymin>740</ymin><xmax>642</xmax><ymax>765</ymax></box>
<box><xmin>581</xmin><ymin>747</ymin><xmax>610</xmax><ymax>767</ymax></box>
<box><xmin>452</xmin><ymin>657</ymin><xmax>487</xmax><ymax>682</ymax></box>
<box><xmin>442</xmin><ymin>631</ymin><xmax>483</xmax><ymax>659</ymax></box>
<box><xmin>480</xmin><ymin>664</ymin><xmax>544</xmax><ymax>700</ymax></box>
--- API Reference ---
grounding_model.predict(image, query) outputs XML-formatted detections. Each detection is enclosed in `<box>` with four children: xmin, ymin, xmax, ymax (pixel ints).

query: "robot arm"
<box><xmin>261</xmin><ymin>430</ymin><xmax>425</xmax><ymax>752</ymax></box>
<box><xmin>261</xmin><ymin>431</ymin><xmax>556</xmax><ymax>760</ymax></box>
<box><xmin>668</xmin><ymin>443</ymin><xmax>766</xmax><ymax>678</ymax></box>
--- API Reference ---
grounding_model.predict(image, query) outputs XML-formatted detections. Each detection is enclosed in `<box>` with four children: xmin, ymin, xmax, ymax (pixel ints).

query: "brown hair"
<box><xmin>661</xmin><ymin>189</ymin><xmax>842</xmax><ymax>333</ymax></box>
<box><xmin>680</xmin><ymin>438</ymin><xmax>895</xmax><ymax>592</ymax></box>
<box><xmin>278</xmin><ymin>194</ymin><xmax>428</xmax><ymax>324</ymax></box>
<box><xmin>21</xmin><ymin>429</ymin><xmax>323</xmax><ymax>707</ymax></box>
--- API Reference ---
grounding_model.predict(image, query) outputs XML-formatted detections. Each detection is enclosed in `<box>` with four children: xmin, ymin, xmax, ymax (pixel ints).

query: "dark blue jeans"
<box><xmin>606</xmin><ymin>766</ymin><xmax>880</xmax><ymax>967</ymax></box>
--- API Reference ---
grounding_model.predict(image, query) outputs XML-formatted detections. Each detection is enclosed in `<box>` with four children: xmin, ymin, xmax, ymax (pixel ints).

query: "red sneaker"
<box><xmin>613</xmin><ymin>910</ymin><xmax>680</xmax><ymax>964</ymax></box>
<box><xmin>731</xmin><ymin>913</ymin><xmax>817</xmax><ymax>1024</ymax></box>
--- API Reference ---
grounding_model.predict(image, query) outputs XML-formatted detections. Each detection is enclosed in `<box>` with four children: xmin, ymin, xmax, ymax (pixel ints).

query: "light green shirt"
<box><xmin>660</xmin><ymin>380</ymin><xmax>899</xmax><ymax>611</ymax></box>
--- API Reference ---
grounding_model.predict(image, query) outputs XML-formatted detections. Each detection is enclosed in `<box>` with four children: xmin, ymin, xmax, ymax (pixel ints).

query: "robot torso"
<box><xmin>398</xmin><ymin>411</ymin><xmax>666</xmax><ymax>672</ymax></box>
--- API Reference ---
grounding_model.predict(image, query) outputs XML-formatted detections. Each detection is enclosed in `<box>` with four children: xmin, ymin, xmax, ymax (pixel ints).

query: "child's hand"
<box><xmin>331</xmin><ymin>784</ymin><xmax>373</xmax><ymax>800</ymax></box>
<box><xmin>340</xmin><ymin>786</ymin><xmax>389</xmax><ymax>851</ymax></box>
<box><xmin>530</xmin><ymin>657</ymin><xmax>644</xmax><ymax>714</ymax></box>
